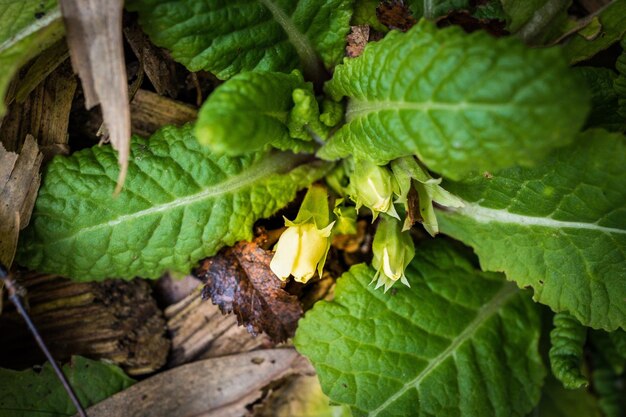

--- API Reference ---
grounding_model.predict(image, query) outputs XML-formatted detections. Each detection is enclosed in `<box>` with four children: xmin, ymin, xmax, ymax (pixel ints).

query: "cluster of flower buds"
<box><xmin>390</xmin><ymin>156</ymin><xmax>464</xmax><ymax>236</ymax></box>
<box><xmin>270</xmin><ymin>156</ymin><xmax>464</xmax><ymax>292</ymax></box>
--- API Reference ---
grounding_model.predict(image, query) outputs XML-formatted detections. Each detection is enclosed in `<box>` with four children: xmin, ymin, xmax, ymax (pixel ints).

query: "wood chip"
<box><xmin>130</xmin><ymin>89</ymin><xmax>197</xmax><ymax>138</ymax></box>
<box><xmin>0</xmin><ymin>135</ymin><xmax>42</xmax><ymax>267</ymax></box>
<box><xmin>0</xmin><ymin>273</ymin><xmax>170</xmax><ymax>375</ymax></box>
<box><xmin>0</xmin><ymin>61</ymin><xmax>76</xmax><ymax>160</ymax></box>
<box><xmin>59</xmin><ymin>0</ymin><xmax>130</xmax><ymax>192</ymax></box>
<box><xmin>79</xmin><ymin>349</ymin><xmax>313</xmax><ymax>417</ymax></box>
<box><xmin>165</xmin><ymin>285</ymin><xmax>272</xmax><ymax>367</ymax></box>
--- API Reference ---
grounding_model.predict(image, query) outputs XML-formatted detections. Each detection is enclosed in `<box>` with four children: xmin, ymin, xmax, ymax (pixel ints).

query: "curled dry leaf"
<box><xmin>197</xmin><ymin>240</ymin><xmax>303</xmax><ymax>343</ymax></box>
<box><xmin>0</xmin><ymin>135</ymin><xmax>42</xmax><ymax>268</ymax></box>
<box><xmin>79</xmin><ymin>349</ymin><xmax>312</xmax><ymax>417</ymax></box>
<box><xmin>59</xmin><ymin>0</ymin><xmax>130</xmax><ymax>192</ymax></box>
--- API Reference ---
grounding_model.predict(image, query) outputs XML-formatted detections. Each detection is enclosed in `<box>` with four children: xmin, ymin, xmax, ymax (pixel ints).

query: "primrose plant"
<box><xmin>14</xmin><ymin>0</ymin><xmax>626</xmax><ymax>416</ymax></box>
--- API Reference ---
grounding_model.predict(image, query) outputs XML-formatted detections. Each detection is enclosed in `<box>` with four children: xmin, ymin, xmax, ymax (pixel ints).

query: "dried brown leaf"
<box><xmin>377</xmin><ymin>0</ymin><xmax>417</xmax><ymax>31</ymax></box>
<box><xmin>0</xmin><ymin>135</ymin><xmax>42</xmax><ymax>267</ymax></box>
<box><xmin>59</xmin><ymin>0</ymin><xmax>130</xmax><ymax>193</ymax></box>
<box><xmin>346</xmin><ymin>25</ymin><xmax>370</xmax><ymax>58</ymax></box>
<box><xmin>124</xmin><ymin>23</ymin><xmax>179</xmax><ymax>97</ymax></box>
<box><xmin>197</xmin><ymin>240</ymin><xmax>303</xmax><ymax>343</ymax></box>
<box><xmin>79</xmin><ymin>349</ymin><xmax>312</xmax><ymax>417</ymax></box>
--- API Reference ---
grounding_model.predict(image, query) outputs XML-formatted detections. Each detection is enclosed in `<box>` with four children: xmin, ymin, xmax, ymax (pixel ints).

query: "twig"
<box><xmin>0</xmin><ymin>263</ymin><xmax>88</xmax><ymax>417</ymax></box>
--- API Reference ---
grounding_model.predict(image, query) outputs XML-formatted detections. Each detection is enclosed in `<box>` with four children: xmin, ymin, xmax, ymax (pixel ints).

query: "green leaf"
<box><xmin>590</xmin><ymin>330</ymin><xmax>626</xmax><ymax>375</ymax></box>
<box><xmin>125</xmin><ymin>0</ymin><xmax>353</xmax><ymax>82</ymax></box>
<box><xmin>500</xmin><ymin>0</ymin><xmax>572</xmax><ymax>44</ymax></box>
<box><xmin>592</xmin><ymin>359</ymin><xmax>625</xmax><ymax>417</ymax></box>
<box><xmin>437</xmin><ymin>129</ymin><xmax>626</xmax><ymax>331</ymax></box>
<box><xmin>0</xmin><ymin>0</ymin><xmax>64</xmax><ymax>116</ymax></box>
<box><xmin>352</xmin><ymin>0</ymin><xmax>387</xmax><ymax>33</ymax></box>
<box><xmin>533</xmin><ymin>377</ymin><xmax>602</xmax><ymax>417</ymax></box>
<box><xmin>294</xmin><ymin>240</ymin><xmax>545</xmax><ymax>417</ymax></box>
<box><xmin>549</xmin><ymin>312</ymin><xmax>588</xmax><ymax>389</ymax></box>
<box><xmin>472</xmin><ymin>1</ymin><xmax>507</xmax><ymax>21</ymax></box>
<box><xmin>575</xmin><ymin>67</ymin><xmax>626</xmax><ymax>132</ymax></box>
<box><xmin>563</xmin><ymin>0</ymin><xmax>626</xmax><ymax>64</ymax></box>
<box><xmin>0</xmin><ymin>356</ymin><xmax>134</xmax><ymax>417</ymax></box>
<box><xmin>195</xmin><ymin>71</ymin><xmax>322</xmax><ymax>155</ymax></box>
<box><xmin>318</xmin><ymin>20</ymin><xmax>589</xmax><ymax>180</ymax></box>
<box><xmin>500</xmin><ymin>0</ymin><xmax>545</xmax><ymax>32</ymax></box>
<box><xmin>406</xmin><ymin>0</ymin><xmax>469</xmax><ymax>19</ymax></box>
<box><xmin>16</xmin><ymin>124</ymin><xmax>332</xmax><ymax>280</ymax></box>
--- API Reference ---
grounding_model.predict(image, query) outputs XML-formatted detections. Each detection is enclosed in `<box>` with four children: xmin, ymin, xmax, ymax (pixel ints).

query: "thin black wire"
<box><xmin>0</xmin><ymin>263</ymin><xmax>88</xmax><ymax>417</ymax></box>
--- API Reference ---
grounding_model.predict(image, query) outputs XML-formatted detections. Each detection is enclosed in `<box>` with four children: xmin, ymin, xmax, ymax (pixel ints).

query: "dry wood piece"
<box><xmin>80</xmin><ymin>349</ymin><xmax>313</xmax><ymax>417</ymax></box>
<box><xmin>165</xmin><ymin>285</ymin><xmax>272</xmax><ymax>367</ymax></box>
<box><xmin>0</xmin><ymin>273</ymin><xmax>170</xmax><ymax>375</ymax></box>
<box><xmin>0</xmin><ymin>61</ymin><xmax>76</xmax><ymax>159</ymax></box>
<box><xmin>59</xmin><ymin>0</ymin><xmax>130</xmax><ymax>192</ymax></box>
<box><xmin>0</xmin><ymin>136</ymin><xmax>42</xmax><ymax>268</ymax></box>
<box><xmin>14</xmin><ymin>40</ymin><xmax>70</xmax><ymax>104</ymax></box>
<box><xmin>130</xmin><ymin>89</ymin><xmax>197</xmax><ymax>138</ymax></box>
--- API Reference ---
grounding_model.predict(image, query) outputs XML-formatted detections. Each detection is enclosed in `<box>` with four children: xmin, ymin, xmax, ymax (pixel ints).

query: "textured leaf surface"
<box><xmin>0</xmin><ymin>0</ymin><xmax>64</xmax><ymax>116</ymax></box>
<box><xmin>437</xmin><ymin>129</ymin><xmax>626</xmax><ymax>330</ymax></box>
<box><xmin>295</xmin><ymin>240</ymin><xmax>545</xmax><ymax>417</ymax></box>
<box><xmin>318</xmin><ymin>20</ymin><xmax>589</xmax><ymax>180</ymax></box>
<box><xmin>125</xmin><ymin>0</ymin><xmax>353</xmax><ymax>81</ymax></box>
<box><xmin>195</xmin><ymin>71</ymin><xmax>317</xmax><ymax>155</ymax></box>
<box><xmin>575</xmin><ymin>67</ymin><xmax>626</xmax><ymax>132</ymax></box>
<box><xmin>16</xmin><ymin>124</ymin><xmax>332</xmax><ymax>280</ymax></box>
<box><xmin>563</xmin><ymin>0</ymin><xmax>626</xmax><ymax>64</ymax></box>
<box><xmin>0</xmin><ymin>356</ymin><xmax>134</xmax><ymax>417</ymax></box>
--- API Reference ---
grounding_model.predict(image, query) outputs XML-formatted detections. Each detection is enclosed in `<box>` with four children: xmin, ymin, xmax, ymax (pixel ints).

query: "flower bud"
<box><xmin>371</xmin><ymin>215</ymin><xmax>415</xmax><ymax>292</ymax></box>
<box><xmin>390</xmin><ymin>157</ymin><xmax>464</xmax><ymax>236</ymax></box>
<box><xmin>270</xmin><ymin>185</ymin><xmax>334</xmax><ymax>283</ymax></box>
<box><xmin>349</xmin><ymin>159</ymin><xmax>399</xmax><ymax>220</ymax></box>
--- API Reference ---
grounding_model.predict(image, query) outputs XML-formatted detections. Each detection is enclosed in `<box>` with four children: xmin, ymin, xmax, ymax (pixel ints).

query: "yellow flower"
<box><xmin>269</xmin><ymin>185</ymin><xmax>334</xmax><ymax>283</ymax></box>
<box><xmin>270</xmin><ymin>221</ymin><xmax>334</xmax><ymax>283</ymax></box>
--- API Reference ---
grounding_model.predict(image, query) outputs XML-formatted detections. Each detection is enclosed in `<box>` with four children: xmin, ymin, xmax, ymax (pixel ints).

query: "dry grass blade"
<box><xmin>59</xmin><ymin>0</ymin><xmax>130</xmax><ymax>193</ymax></box>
